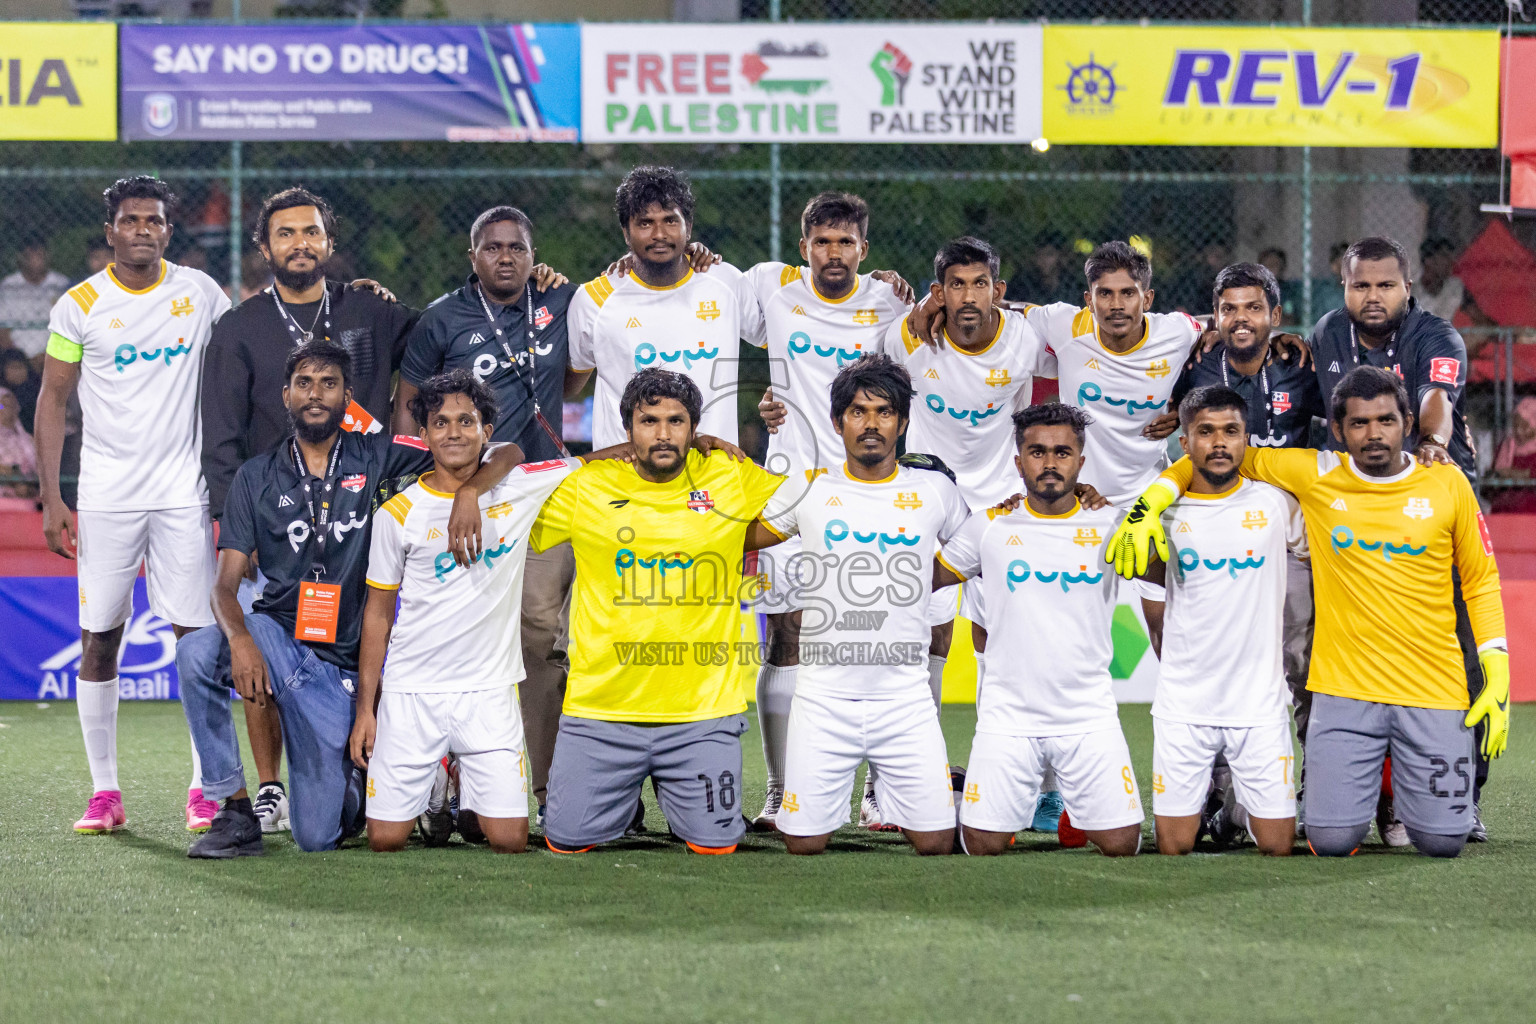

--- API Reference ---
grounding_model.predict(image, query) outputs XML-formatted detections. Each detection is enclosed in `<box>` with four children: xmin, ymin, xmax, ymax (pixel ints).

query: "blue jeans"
<box><xmin>177</xmin><ymin>613</ymin><xmax>365</xmax><ymax>851</ymax></box>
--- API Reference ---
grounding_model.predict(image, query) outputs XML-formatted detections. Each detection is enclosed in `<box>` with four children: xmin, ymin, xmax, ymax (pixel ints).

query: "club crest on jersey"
<box><xmin>1145</xmin><ymin>359</ymin><xmax>1171</xmax><ymax>379</ymax></box>
<box><xmin>893</xmin><ymin>491</ymin><xmax>923</xmax><ymax>510</ymax></box>
<box><xmin>1241</xmin><ymin>510</ymin><xmax>1269</xmax><ymax>530</ymax></box>
<box><xmin>1271</xmin><ymin>391</ymin><xmax>1292</xmax><ymax>413</ymax></box>
<box><xmin>340</xmin><ymin>473</ymin><xmax>367</xmax><ymax>492</ymax></box>
<box><xmin>687</xmin><ymin>489</ymin><xmax>714</xmax><ymax>513</ymax></box>
<box><xmin>533</xmin><ymin>306</ymin><xmax>552</xmax><ymax>329</ymax></box>
<box><xmin>1072</xmin><ymin>528</ymin><xmax>1103</xmax><ymax>548</ymax></box>
<box><xmin>853</xmin><ymin>309</ymin><xmax>880</xmax><ymax>325</ymax></box>
<box><xmin>486</xmin><ymin>502</ymin><xmax>515</xmax><ymax>519</ymax></box>
<box><xmin>984</xmin><ymin>368</ymin><xmax>1011</xmax><ymax>388</ymax></box>
<box><xmin>696</xmin><ymin>300</ymin><xmax>721</xmax><ymax>322</ymax></box>
<box><xmin>169</xmin><ymin>296</ymin><xmax>194</xmax><ymax>318</ymax></box>
<box><xmin>1403</xmin><ymin>497</ymin><xmax>1434</xmax><ymax>520</ymax></box>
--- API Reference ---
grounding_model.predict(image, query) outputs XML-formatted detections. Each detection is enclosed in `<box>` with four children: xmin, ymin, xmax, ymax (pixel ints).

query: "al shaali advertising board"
<box><xmin>581</xmin><ymin>22</ymin><xmax>1043</xmax><ymax>143</ymax></box>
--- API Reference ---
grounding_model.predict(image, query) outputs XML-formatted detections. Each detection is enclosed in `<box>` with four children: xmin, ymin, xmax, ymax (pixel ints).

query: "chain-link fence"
<box><xmin>2</xmin><ymin>5</ymin><xmax>1534</xmax><ymax>503</ymax></box>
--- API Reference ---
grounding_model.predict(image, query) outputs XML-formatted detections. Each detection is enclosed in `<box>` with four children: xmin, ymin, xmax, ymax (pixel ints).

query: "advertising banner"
<box><xmin>0</xmin><ymin>23</ymin><xmax>117</xmax><ymax>141</ymax></box>
<box><xmin>0</xmin><ymin>578</ymin><xmax>182</xmax><ymax>701</ymax></box>
<box><xmin>1043</xmin><ymin>25</ymin><xmax>1499</xmax><ymax>147</ymax></box>
<box><xmin>119</xmin><ymin>23</ymin><xmax>579</xmax><ymax>142</ymax></box>
<box><xmin>582</xmin><ymin>22</ymin><xmax>1042</xmax><ymax>144</ymax></box>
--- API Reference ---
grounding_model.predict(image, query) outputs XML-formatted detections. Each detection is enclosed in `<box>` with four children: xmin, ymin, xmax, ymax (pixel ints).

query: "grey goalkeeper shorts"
<box><xmin>1304</xmin><ymin>692</ymin><xmax>1474</xmax><ymax>837</ymax></box>
<box><xmin>544</xmin><ymin>713</ymin><xmax>749</xmax><ymax>852</ymax></box>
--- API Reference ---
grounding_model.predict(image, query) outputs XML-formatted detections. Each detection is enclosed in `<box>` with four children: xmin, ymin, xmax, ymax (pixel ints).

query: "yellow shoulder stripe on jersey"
<box><xmin>382</xmin><ymin>493</ymin><xmax>413</xmax><ymax>526</ymax></box>
<box><xmin>1015</xmin><ymin>302</ymin><xmax>1038</xmax><ymax>315</ymax></box>
<box><xmin>756</xmin><ymin>516</ymin><xmax>790</xmax><ymax>542</ymax></box>
<box><xmin>46</xmin><ymin>332</ymin><xmax>84</xmax><ymax>363</ymax></box>
<box><xmin>1071</xmin><ymin>308</ymin><xmax>1095</xmax><ymax>338</ymax></box>
<box><xmin>365</xmin><ymin>579</ymin><xmax>401</xmax><ymax>592</ymax></box>
<box><xmin>779</xmin><ymin>265</ymin><xmax>800</xmax><ymax>288</ymax></box>
<box><xmin>935</xmin><ymin>549</ymin><xmax>966</xmax><ymax>579</ymax></box>
<box><xmin>67</xmin><ymin>282</ymin><xmax>99</xmax><ymax>315</ymax></box>
<box><xmin>583</xmin><ymin>276</ymin><xmax>616</xmax><ymax>308</ymax></box>
<box><xmin>899</xmin><ymin>319</ymin><xmax>923</xmax><ymax>355</ymax></box>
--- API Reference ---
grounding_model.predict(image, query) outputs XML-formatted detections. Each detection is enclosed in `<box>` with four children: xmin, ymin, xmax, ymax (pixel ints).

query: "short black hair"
<box><xmin>1211</xmin><ymin>262</ymin><xmax>1281</xmax><ymax>316</ymax></box>
<box><xmin>1012</xmin><ymin>402</ymin><xmax>1091</xmax><ymax>449</ymax></box>
<box><xmin>408</xmin><ymin>368</ymin><xmax>497</xmax><ymax>431</ymax></box>
<box><xmin>615</xmin><ymin>166</ymin><xmax>695</xmax><ymax>230</ymax></box>
<box><xmin>284</xmin><ymin>338</ymin><xmax>351</xmax><ymax>388</ymax></box>
<box><xmin>1084</xmin><ymin>240</ymin><xmax>1152</xmax><ymax>290</ymax></box>
<box><xmin>801</xmin><ymin>191</ymin><xmax>868</xmax><ymax>240</ymax></box>
<box><xmin>1330</xmin><ymin>365</ymin><xmax>1412</xmax><ymax>426</ymax></box>
<box><xmin>830</xmin><ymin>353</ymin><xmax>913</xmax><ymax>424</ymax></box>
<box><xmin>470</xmin><ymin>205</ymin><xmax>534</xmax><ymax>248</ymax></box>
<box><xmin>934</xmin><ymin>236</ymin><xmax>1001</xmax><ymax>285</ymax></box>
<box><xmin>620</xmin><ymin>367</ymin><xmax>702</xmax><ymax>430</ymax></box>
<box><xmin>1344</xmin><ymin>236</ymin><xmax>1410</xmax><ymax>280</ymax></box>
<box><xmin>103</xmin><ymin>176</ymin><xmax>177</xmax><ymax>224</ymax></box>
<box><xmin>1178</xmin><ymin>384</ymin><xmax>1249</xmax><ymax>431</ymax></box>
<box><xmin>253</xmin><ymin>186</ymin><xmax>337</xmax><ymax>249</ymax></box>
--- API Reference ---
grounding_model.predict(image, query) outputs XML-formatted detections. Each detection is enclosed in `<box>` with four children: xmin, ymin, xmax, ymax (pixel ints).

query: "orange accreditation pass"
<box><xmin>295</xmin><ymin>582</ymin><xmax>342</xmax><ymax>643</ymax></box>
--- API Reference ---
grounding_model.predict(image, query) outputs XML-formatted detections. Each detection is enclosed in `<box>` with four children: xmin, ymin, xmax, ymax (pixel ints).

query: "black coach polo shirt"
<box><xmin>400</xmin><ymin>275</ymin><xmax>575</xmax><ymax>460</ymax></box>
<box><xmin>218</xmin><ymin>430</ymin><xmax>433</xmax><ymax>671</ymax></box>
<box><xmin>1171</xmin><ymin>342</ymin><xmax>1323</xmax><ymax>449</ymax></box>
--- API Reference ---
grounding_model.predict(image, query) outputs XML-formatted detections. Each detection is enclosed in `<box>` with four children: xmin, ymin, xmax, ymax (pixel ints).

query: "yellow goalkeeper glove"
<box><xmin>1465</xmin><ymin>648</ymin><xmax>1510</xmax><ymax>759</ymax></box>
<box><xmin>1106</xmin><ymin>487</ymin><xmax>1174</xmax><ymax>579</ymax></box>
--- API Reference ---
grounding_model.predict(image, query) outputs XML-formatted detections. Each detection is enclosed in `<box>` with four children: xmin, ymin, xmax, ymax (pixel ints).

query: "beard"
<box><xmin>291</xmin><ymin>403</ymin><xmax>347</xmax><ymax>443</ymax></box>
<box><xmin>1223</xmin><ymin>327</ymin><xmax>1270</xmax><ymax>363</ymax></box>
<box><xmin>272</xmin><ymin>253</ymin><xmax>327</xmax><ymax>292</ymax></box>
<box><xmin>1196</xmin><ymin>463</ymin><xmax>1239</xmax><ymax>491</ymax></box>
<box><xmin>1348</xmin><ymin>302</ymin><xmax>1408</xmax><ymax>339</ymax></box>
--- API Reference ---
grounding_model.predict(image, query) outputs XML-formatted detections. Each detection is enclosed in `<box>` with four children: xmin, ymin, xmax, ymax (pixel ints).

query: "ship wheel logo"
<box><xmin>1060</xmin><ymin>54</ymin><xmax>1120</xmax><ymax>110</ymax></box>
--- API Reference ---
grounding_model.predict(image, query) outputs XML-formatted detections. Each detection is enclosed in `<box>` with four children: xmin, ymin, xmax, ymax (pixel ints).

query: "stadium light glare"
<box><xmin>1031</xmin><ymin>137</ymin><xmax>1050</xmax><ymax>152</ymax></box>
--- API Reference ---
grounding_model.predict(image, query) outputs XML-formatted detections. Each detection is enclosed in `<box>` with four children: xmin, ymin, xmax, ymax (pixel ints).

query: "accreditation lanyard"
<box><xmin>290</xmin><ymin>436</ymin><xmax>344</xmax><ymax>581</ymax></box>
<box><xmin>1221</xmin><ymin>353</ymin><xmax>1273</xmax><ymax>441</ymax></box>
<box><xmin>272</xmin><ymin>287</ymin><xmax>332</xmax><ymax>343</ymax></box>
<box><xmin>1348</xmin><ymin>320</ymin><xmax>1397</xmax><ymax>367</ymax></box>
<box><xmin>289</xmin><ymin>436</ymin><xmax>345</xmax><ymax>643</ymax></box>
<box><xmin>475</xmin><ymin>281</ymin><xmax>570</xmax><ymax>457</ymax></box>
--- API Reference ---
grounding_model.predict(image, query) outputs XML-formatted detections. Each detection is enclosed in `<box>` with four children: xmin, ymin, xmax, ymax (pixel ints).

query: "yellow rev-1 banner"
<box><xmin>0</xmin><ymin>23</ymin><xmax>117</xmax><ymax>141</ymax></box>
<box><xmin>1043</xmin><ymin>25</ymin><xmax>1499</xmax><ymax>147</ymax></box>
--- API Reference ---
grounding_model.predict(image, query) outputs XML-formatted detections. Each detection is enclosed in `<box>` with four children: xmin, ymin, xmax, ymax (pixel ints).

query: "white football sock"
<box><xmin>755</xmin><ymin>664</ymin><xmax>796</xmax><ymax>792</ymax></box>
<box><xmin>927</xmin><ymin>654</ymin><xmax>946</xmax><ymax>713</ymax></box>
<box><xmin>77</xmin><ymin>678</ymin><xmax>120</xmax><ymax>792</ymax></box>
<box><xmin>188</xmin><ymin>733</ymin><xmax>203</xmax><ymax>791</ymax></box>
<box><xmin>974</xmin><ymin>652</ymin><xmax>986</xmax><ymax>703</ymax></box>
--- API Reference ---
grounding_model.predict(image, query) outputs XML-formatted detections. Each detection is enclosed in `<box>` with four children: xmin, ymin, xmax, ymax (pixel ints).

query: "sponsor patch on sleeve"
<box><xmin>392</xmin><ymin>434</ymin><xmax>430</xmax><ymax>451</ymax></box>
<box><xmin>1477</xmin><ymin>511</ymin><xmax>1495</xmax><ymax>557</ymax></box>
<box><xmin>1429</xmin><ymin>357</ymin><xmax>1461</xmax><ymax>385</ymax></box>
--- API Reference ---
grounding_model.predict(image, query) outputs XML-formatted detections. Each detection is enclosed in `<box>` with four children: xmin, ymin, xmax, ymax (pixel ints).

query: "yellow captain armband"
<box><xmin>46</xmin><ymin>332</ymin><xmax>83</xmax><ymax>363</ymax></box>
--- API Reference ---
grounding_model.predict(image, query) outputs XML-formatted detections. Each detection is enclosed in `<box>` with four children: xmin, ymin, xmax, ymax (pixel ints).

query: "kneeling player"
<box><xmin>1143</xmin><ymin>387</ymin><xmax>1302</xmax><ymax>856</ymax></box>
<box><xmin>935</xmin><ymin>404</ymin><xmax>1143</xmax><ymax>856</ymax></box>
<box><xmin>746</xmin><ymin>354</ymin><xmax>968</xmax><ymax>855</ymax></box>
<box><xmin>351</xmin><ymin>371</ymin><xmax>586</xmax><ymax>853</ymax></box>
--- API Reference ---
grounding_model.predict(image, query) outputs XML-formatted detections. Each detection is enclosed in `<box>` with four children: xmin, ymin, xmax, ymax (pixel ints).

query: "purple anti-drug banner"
<box><xmin>120</xmin><ymin>23</ymin><xmax>580</xmax><ymax>142</ymax></box>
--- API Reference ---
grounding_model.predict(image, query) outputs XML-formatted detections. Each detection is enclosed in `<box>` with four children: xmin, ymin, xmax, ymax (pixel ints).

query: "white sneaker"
<box><xmin>253</xmin><ymin>782</ymin><xmax>290</xmax><ymax>834</ymax></box>
<box><xmin>750</xmin><ymin>786</ymin><xmax>783</xmax><ymax>832</ymax></box>
<box><xmin>859</xmin><ymin>778</ymin><xmax>899</xmax><ymax>833</ymax></box>
<box><xmin>1383</xmin><ymin>819</ymin><xmax>1411</xmax><ymax>847</ymax></box>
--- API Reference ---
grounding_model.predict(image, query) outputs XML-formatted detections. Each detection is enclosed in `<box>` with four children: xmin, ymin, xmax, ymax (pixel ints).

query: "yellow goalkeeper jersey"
<box><xmin>1152</xmin><ymin>448</ymin><xmax>1504</xmax><ymax>711</ymax></box>
<box><xmin>530</xmin><ymin>450</ymin><xmax>785</xmax><ymax>723</ymax></box>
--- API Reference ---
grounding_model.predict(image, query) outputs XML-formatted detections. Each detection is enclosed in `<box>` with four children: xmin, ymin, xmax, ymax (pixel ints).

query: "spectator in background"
<box><xmin>240</xmin><ymin>250</ymin><xmax>272</xmax><ymax>301</ymax></box>
<box><xmin>1</xmin><ymin>349</ymin><xmax>41</xmax><ymax>433</ymax></box>
<box><xmin>1418</xmin><ymin>237</ymin><xmax>1466</xmax><ymax>323</ymax></box>
<box><xmin>1489</xmin><ymin>395</ymin><xmax>1536</xmax><ymax>514</ymax></box>
<box><xmin>1258</xmin><ymin>246</ymin><xmax>1300</xmax><ymax>323</ymax></box>
<box><xmin>84</xmin><ymin>238</ymin><xmax>113</xmax><ymax>279</ymax></box>
<box><xmin>1011</xmin><ymin>231</ymin><xmax>1079</xmax><ymax>305</ymax></box>
<box><xmin>1168</xmin><ymin>240</ymin><xmax>1231</xmax><ymax>313</ymax></box>
<box><xmin>0</xmin><ymin>385</ymin><xmax>37</xmax><ymax>499</ymax></box>
<box><xmin>0</xmin><ymin>239</ymin><xmax>72</xmax><ymax>368</ymax></box>
<box><xmin>1310</xmin><ymin>242</ymin><xmax>1349</xmax><ymax>318</ymax></box>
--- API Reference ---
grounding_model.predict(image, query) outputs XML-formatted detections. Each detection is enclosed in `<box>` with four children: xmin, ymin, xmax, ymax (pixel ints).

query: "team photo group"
<box><xmin>38</xmin><ymin>163</ymin><xmax>1510</xmax><ymax>864</ymax></box>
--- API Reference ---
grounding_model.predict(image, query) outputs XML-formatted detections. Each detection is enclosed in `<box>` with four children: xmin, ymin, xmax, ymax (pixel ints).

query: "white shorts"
<box><xmin>958</xmin><ymin>578</ymin><xmax>985</xmax><ymax>629</ymax></box>
<box><xmin>960</xmin><ymin>726</ymin><xmax>1144</xmax><ymax>833</ymax></box>
<box><xmin>76</xmin><ymin>506</ymin><xmax>215</xmax><ymax>632</ymax></box>
<box><xmin>367</xmin><ymin>686</ymin><xmax>529</xmax><ymax>822</ymax></box>
<box><xmin>926</xmin><ymin>583</ymin><xmax>960</xmax><ymax>627</ymax></box>
<box><xmin>1152</xmin><ymin>718</ymin><xmax>1296</xmax><ymax>820</ymax></box>
<box><xmin>779</xmin><ymin>689</ymin><xmax>954</xmax><ymax>836</ymax></box>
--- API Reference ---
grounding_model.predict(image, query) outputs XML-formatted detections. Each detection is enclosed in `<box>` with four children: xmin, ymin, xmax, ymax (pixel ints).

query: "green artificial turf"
<box><xmin>2</xmin><ymin>701</ymin><xmax>1533</xmax><ymax>1024</ymax></box>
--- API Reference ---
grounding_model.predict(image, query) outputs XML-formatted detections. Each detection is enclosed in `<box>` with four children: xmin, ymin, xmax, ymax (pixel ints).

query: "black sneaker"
<box><xmin>625</xmin><ymin>796</ymin><xmax>647</xmax><ymax>837</ymax></box>
<box><xmin>1468</xmin><ymin>804</ymin><xmax>1489</xmax><ymax>843</ymax></box>
<box><xmin>188</xmin><ymin>801</ymin><xmax>264</xmax><ymax>859</ymax></box>
<box><xmin>456</xmin><ymin>808</ymin><xmax>487</xmax><ymax>845</ymax></box>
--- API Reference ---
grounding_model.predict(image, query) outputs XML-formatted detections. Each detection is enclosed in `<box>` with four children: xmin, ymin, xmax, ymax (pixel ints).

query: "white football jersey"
<box><xmin>939</xmin><ymin>501</ymin><xmax>1124</xmax><ymax>736</ymax></box>
<box><xmin>763</xmin><ymin>462</ymin><xmax>969</xmax><ymax>700</ymax></box>
<box><xmin>568</xmin><ymin>267</ymin><xmax>750</xmax><ymax>449</ymax></box>
<box><xmin>365</xmin><ymin>457</ymin><xmax>580</xmax><ymax>693</ymax></box>
<box><xmin>883</xmin><ymin>309</ymin><xmax>1051</xmax><ymax>510</ymax></box>
<box><xmin>1153</xmin><ymin>479</ymin><xmax>1307</xmax><ymax>727</ymax></box>
<box><xmin>1028</xmin><ymin>303</ymin><xmax>1201</xmax><ymax>506</ymax></box>
<box><xmin>741</xmin><ymin>263</ymin><xmax>908</xmax><ymax>479</ymax></box>
<box><xmin>46</xmin><ymin>261</ymin><xmax>230</xmax><ymax>512</ymax></box>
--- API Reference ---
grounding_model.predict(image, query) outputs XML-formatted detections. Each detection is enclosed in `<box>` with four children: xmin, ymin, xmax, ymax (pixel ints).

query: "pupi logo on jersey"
<box><xmin>1072</xmin><ymin>528</ymin><xmax>1102</xmax><ymax>548</ymax></box>
<box><xmin>687</xmin><ymin>489</ymin><xmax>714</xmax><ymax>513</ymax></box>
<box><xmin>1145</xmin><ymin>359</ymin><xmax>1171</xmax><ymax>379</ymax></box>
<box><xmin>1403</xmin><ymin>497</ymin><xmax>1434</xmax><ymax>520</ymax></box>
<box><xmin>1241</xmin><ymin>510</ymin><xmax>1269</xmax><ymax>531</ymax></box>
<box><xmin>696</xmin><ymin>300</ymin><xmax>721</xmax><ymax>322</ymax></box>
<box><xmin>984</xmin><ymin>368</ymin><xmax>1011</xmax><ymax>388</ymax></box>
<box><xmin>893</xmin><ymin>491</ymin><xmax>923</xmax><ymax>510</ymax></box>
<box><xmin>852</xmin><ymin>309</ymin><xmax>880</xmax><ymax>326</ymax></box>
<box><xmin>169</xmin><ymin>296</ymin><xmax>194</xmax><ymax>318</ymax></box>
